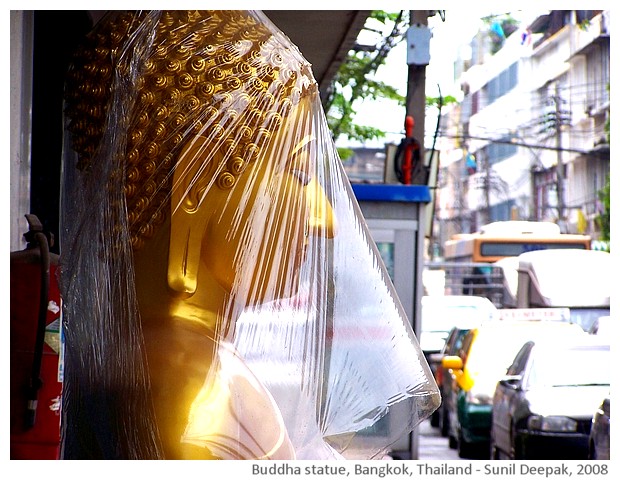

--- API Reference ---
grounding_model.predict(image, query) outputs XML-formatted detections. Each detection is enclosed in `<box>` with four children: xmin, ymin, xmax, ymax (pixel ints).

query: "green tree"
<box><xmin>595</xmin><ymin>176</ymin><xmax>610</xmax><ymax>247</ymax></box>
<box><xmin>325</xmin><ymin>11</ymin><xmax>456</xmax><ymax>160</ymax></box>
<box><xmin>483</xmin><ymin>14</ymin><xmax>519</xmax><ymax>54</ymax></box>
<box><xmin>594</xmin><ymin>85</ymin><xmax>610</xmax><ymax>249</ymax></box>
<box><xmin>324</xmin><ymin>10</ymin><xmax>409</xmax><ymax>153</ymax></box>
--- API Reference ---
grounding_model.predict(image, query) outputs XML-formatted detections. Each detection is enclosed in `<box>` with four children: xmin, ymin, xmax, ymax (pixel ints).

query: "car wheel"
<box><xmin>440</xmin><ymin>405</ymin><xmax>450</xmax><ymax>437</ymax></box>
<box><xmin>430</xmin><ymin>409</ymin><xmax>440</xmax><ymax>428</ymax></box>
<box><xmin>489</xmin><ymin>436</ymin><xmax>500</xmax><ymax>460</ymax></box>
<box><xmin>589</xmin><ymin>441</ymin><xmax>597</xmax><ymax>460</ymax></box>
<box><xmin>510</xmin><ymin>428</ymin><xmax>522</xmax><ymax>460</ymax></box>
<box><xmin>458</xmin><ymin>431</ymin><xmax>475</xmax><ymax>459</ymax></box>
<box><xmin>489</xmin><ymin>435</ymin><xmax>507</xmax><ymax>460</ymax></box>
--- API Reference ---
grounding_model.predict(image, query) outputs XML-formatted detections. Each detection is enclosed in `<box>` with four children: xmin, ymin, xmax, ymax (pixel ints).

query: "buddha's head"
<box><xmin>65</xmin><ymin>10</ymin><xmax>336</xmax><ymax>307</ymax></box>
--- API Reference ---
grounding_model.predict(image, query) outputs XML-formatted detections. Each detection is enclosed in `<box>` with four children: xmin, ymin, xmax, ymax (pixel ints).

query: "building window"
<box><xmin>485</xmin><ymin>139</ymin><xmax>518</xmax><ymax>165</ymax></box>
<box><xmin>483</xmin><ymin>62</ymin><xmax>518</xmax><ymax>106</ymax></box>
<box><xmin>586</xmin><ymin>42</ymin><xmax>610</xmax><ymax>112</ymax></box>
<box><xmin>489</xmin><ymin>199</ymin><xmax>516</xmax><ymax>222</ymax></box>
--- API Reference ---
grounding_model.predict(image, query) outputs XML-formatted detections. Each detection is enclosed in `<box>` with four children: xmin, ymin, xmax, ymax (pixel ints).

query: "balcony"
<box><xmin>570</xmin><ymin>11</ymin><xmax>610</xmax><ymax>58</ymax></box>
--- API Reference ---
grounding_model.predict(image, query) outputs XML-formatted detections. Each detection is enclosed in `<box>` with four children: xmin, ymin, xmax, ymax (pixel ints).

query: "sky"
<box><xmin>339</xmin><ymin>8</ymin><xmax>546</xmax><ymax>148</ymax></box>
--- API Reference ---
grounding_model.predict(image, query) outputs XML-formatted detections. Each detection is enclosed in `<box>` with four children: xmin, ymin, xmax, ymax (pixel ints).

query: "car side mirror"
<box><xmin>499</xmin><ymin>375</ymin><xmax>522</xmax><ymax>390</ymax></box>
<box><xmin>428</xmin><ymin>352</ymin><xmax>444</xmax><ymax>364</ymax></box>
<box><xmin>441</xmin><ymin>355</ymin><xmax>463</xmax><ymax>370</ymax></box>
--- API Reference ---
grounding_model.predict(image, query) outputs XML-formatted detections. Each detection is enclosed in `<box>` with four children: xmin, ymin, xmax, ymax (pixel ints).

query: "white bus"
<box><xmin>443</xmin><ymin>221</ymin><xmax>591</xmax><ymax>264</ymax></box>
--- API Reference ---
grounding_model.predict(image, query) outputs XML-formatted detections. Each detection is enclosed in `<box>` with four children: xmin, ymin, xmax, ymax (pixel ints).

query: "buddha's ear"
<box><xmin>167</xmin><ymin>135</ymin><xmax>215</xmax><ymax>296</ymax></box>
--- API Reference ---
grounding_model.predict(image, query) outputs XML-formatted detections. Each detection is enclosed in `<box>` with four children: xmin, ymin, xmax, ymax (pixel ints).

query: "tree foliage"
<box><xmin>595</xmin><ymin>175</ymin><xmax>610</xmax><ymax>246</ymax></box>
<box><xmin>594</xmin><ymin>84</ymin><xmax>610</xmax><ymax>248</ymax></box>
<box><xmin>483</xmin><ymin>14</ymin><xmax>519</xmax><ymax>54</ymax></box>
<box><xmin>594</xmin><ymin>95</ymin><xmax>610</xmax><ymax>248</ymax></box>
<box><xmin>325</xmin><ymin>11</ymin><xmax>457</xmax><ymax>159</ymax></box>
<box><xmin>324</xmin><ymin>11</ymin><xmax>409</xmax><ymax>145</ymax></box>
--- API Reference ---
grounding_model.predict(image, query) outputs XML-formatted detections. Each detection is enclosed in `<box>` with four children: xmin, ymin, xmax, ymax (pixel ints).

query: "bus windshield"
<box><xmin>479</xmin><ymin>241</ymin><xmax>587</xmax><ymax>258</ymax></box>
<box><xmin>443</xmin><ymin>221</ymin><xmax>591</xmax><ymax>263</ymax></box>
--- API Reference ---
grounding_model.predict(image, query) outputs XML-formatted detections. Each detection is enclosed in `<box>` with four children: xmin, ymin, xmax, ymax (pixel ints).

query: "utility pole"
<box><xmin>553</xmin><ymin>83</ymin><xmax>565</xmax><ymax>226</ymax></box>
<box><xmin>405</xmin><ymin>10</ymin><xmax>430</xmax><ymax>461</ymax></box>
<box><xmin>484</xmin><ymin>154</ymin><xmax>491</xmax><ymax>226</ymax></box>
<box><xmin>405</xmin><ymin>10</ymin><xmax>429</xmax><ymax>185</ymax></box>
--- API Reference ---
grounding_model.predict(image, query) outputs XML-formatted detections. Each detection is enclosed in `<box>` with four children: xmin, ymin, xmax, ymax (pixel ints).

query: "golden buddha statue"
<box><xmin>61</xmin><ymin>10</ymin><xmax>337</xmax><ymax>460</ymax></box>
<box><xmin>60</xmin><ymin>10</ymin><xmax>439</xmax><ymax>461</ymax></box>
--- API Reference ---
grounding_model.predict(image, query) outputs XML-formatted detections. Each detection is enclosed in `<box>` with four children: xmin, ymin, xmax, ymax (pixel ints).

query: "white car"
<box><xmin>420</xmin><ymin>295</ymin><xmax>497</xmax><ymax>355</ymax></box>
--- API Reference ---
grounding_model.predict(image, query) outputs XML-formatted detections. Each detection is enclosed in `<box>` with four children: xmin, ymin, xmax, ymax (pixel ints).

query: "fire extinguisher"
<box><xmin>393</xmin><ymin>115</ymin><xmax>421</xmax><ymax>185</ymax></box>
<box><xmin>10</xmin><ymin>214</ymin><xmax>62</xmax><ymax>460</ymax></box>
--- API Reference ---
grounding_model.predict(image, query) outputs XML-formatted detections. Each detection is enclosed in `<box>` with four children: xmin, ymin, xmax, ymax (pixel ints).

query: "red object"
<box><xmin>10</xmin><ymin>220</ymin><xmax>62</xmax><ymax>460</ymax></box>
<box><xmin>435</xmin><ymin>365</ymin><xmax>443</xmax><ymax>385</ymax></box>
<box><xmin>402</xmin><ymin>116</ymin><xmax>415</xmax><ymax>184</ymax></box>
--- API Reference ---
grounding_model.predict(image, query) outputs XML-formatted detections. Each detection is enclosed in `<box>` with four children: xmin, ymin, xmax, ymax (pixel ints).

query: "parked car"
<box><xmin>589</xmin><ymin>396</ymin><xmax>610</xmax><ymax>460</ymax></box>
<box><xmin>421</xmin><ymin>295</ymin><xmax>497</xmax><ymax>428</ymax></box>
<box><xmin>434</xmin><ymin>324</ymin><xmax>477</xmax><ymax>437</ymax></box>
<box><xmin>441</xmin><ymin>320</ymin><xmax>586</xmax><ymax>459</ymax></box>
<box><xmin>490</xmin><ymin>336</ymin><xmax>610</xmax><ymax>460</ymax></box>
<box><xmin>420</xmin><ymin>295</ymin><xmax>497</xmax><ymax>357</ymax></box>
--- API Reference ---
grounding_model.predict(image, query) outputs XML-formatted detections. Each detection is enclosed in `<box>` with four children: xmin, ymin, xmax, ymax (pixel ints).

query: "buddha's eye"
<box><xmin>288</xmin><ymin>137</ymin><xmax>314</xmax><ymax>187</ymax></box>
<box><xmin>291</xmin><ymin>168</ymin><xmax>311</xmax><ymax>186</ymax></box>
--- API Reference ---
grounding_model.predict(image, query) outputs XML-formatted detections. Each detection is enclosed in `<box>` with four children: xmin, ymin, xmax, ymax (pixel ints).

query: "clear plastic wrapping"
<box><xmin>59</xmin><ymin>10</ymin><xmax>439</xmax><ymax>460</ymax></box>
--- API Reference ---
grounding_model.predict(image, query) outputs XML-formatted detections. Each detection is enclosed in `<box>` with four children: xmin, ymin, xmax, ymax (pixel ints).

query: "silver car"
<box><xmin>491</xmin><ymin>335</ymin><xmax>610</xmax><ymax>460</ymax></box>
<box><xmin>589</xmin><ymin>396</ymin><xmax>610</xmax><ymax>460</ymax></box>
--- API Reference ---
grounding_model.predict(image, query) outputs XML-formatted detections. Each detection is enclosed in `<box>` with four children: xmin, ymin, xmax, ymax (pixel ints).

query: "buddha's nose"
<box><xmin>306</xmin><ymin>177</ymin><xmax>336</xmax><ymax>239</ymax></box>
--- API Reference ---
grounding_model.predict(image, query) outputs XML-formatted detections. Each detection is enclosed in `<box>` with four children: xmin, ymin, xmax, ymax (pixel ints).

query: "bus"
<box><xmin>443</xmin><ymin>221</ymin><xmax>591</xmax><ymax>263</ymax></box>
<box><xmin>429</xmin><ymin>221</ymin><xmax>591</xmax><ymax>307</ymax></box>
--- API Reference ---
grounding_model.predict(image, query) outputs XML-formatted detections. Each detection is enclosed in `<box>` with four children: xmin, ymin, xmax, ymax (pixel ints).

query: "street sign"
<box><xmin>498</xmin><ymin>307</ymin><xmax>571</xmax><ymax>322</ymax></box>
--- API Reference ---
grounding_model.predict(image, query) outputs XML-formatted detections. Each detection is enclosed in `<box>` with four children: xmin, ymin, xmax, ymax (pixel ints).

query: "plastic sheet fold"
<box><xmin>59</xmin><ymin>10</ymin><xmax>439</xmax><ymax>460</ymax></box>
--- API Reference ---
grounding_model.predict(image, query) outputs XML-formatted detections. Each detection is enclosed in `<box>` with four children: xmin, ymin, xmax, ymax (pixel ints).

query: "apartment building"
<box><xmin>435</xmin><ymin>10</ymin><xmax>610</xmax><ymax>252</ymax></box>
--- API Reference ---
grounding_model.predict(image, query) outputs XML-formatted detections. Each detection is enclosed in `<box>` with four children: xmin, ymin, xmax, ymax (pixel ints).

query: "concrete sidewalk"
<box><xmin>417</xmin><ymin>419</ymin><xmax>461</xmax><ymax>460</ymax></box>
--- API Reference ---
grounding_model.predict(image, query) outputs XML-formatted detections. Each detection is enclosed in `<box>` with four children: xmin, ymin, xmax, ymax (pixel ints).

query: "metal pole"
<box><xmin>554</xmin><ymin>83</ymin><xmax>565</xmax><ymax>224</ymax></box>
<box><xmin>406</xmin><ymin>10</ymin><xmax>429</xmax><ymax>459</ymax></box>
<box><xmin>406</xmin><ymin>10</ymin><xmax>428</xmax><ymax>185</ymax></box>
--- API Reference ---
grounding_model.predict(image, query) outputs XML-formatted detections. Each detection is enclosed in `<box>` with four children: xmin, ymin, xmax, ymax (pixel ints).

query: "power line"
<box><xmin>439</xmin><ymin>133</ymin><xmax>609</xmax><ymax>156</ymax></box>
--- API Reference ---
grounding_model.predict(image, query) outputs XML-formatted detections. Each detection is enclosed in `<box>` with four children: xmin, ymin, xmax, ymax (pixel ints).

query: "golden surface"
<box><xmin>65</xmin><ymin>10</ymin><xmax>315</xmax><ymax>249</ymax></box>
<box><xmin>65</xmin><ymin>10</ymin><xmax>336</xmax><ymax>459</ymax></box>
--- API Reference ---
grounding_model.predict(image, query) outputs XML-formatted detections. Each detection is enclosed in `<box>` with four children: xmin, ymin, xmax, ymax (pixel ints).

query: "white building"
<box><xmin>435</xmin><ymin>10</ymin><xmax>610</xmax><ymax>252</ymax></box>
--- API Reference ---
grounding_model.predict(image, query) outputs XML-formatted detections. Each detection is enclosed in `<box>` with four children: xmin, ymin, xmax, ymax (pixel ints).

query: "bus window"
<box><xmin>443</xmin><ymin>222</ymin><xmax>591</xmax><ymax>264</ymax></box>
<box><xmin>479</xmin><ymin>241</ymin><xmax>588</xmax><ymax>258</ymax></box>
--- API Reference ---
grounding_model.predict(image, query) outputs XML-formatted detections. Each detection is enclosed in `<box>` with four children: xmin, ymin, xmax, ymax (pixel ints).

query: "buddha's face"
<box><xmin>199</xmin><ymin>130</ymin><xmax>335</xmax><ymax>305</ymax></box>
<box><xmin>63</xmin><ymin>11</ymin><xmax>336</xmax><ymax>306</ymax></box>
<box><xmin>202</xmin><ymin>141</ymin><xmax>333</xmax><ymax>304</ymax></box>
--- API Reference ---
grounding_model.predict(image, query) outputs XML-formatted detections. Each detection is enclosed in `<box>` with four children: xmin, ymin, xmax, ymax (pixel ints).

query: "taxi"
<box><xmin>441</xmin><ymin>317</ymin><xmax>585</xmax><ymax>458</ymax></box>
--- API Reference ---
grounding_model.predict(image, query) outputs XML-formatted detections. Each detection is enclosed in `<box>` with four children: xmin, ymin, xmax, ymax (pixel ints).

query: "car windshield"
<box><xmin>464</xmin><ymin>324</ymin><xmax>584</xmax><ymax>387</ymax></box>
<box><xmin>422</xmin><ymin>303</ymin><xmax>492</xmax><ymax>333</ymax></box>
<box><xmin>527</xmin><ymin>345</ymin><xmax>610</xmax><ymax>388</ymax></box>
<box><xmin>466</xmin><ymin>330</ymin><xmax>533</xmax><ymax>379</ymax></box>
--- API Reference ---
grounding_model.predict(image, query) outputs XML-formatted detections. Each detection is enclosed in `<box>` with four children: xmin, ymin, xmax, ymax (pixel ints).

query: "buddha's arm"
<box><xmin>180</xmin><ymin>341</ymin><xmax>295</xmax><ymax>460</ymax></box>
<box><xmin>142</xmin><ymin>321</ymin><xmax>294</xmax><ymax>459</ymax></box>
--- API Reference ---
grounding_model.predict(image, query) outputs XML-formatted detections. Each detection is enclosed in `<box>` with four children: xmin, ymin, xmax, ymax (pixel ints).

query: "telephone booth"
<box><xmin>352</xmin><ymin>183</ymin><xmax>431</xmax><ymax>460</ymax></box>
